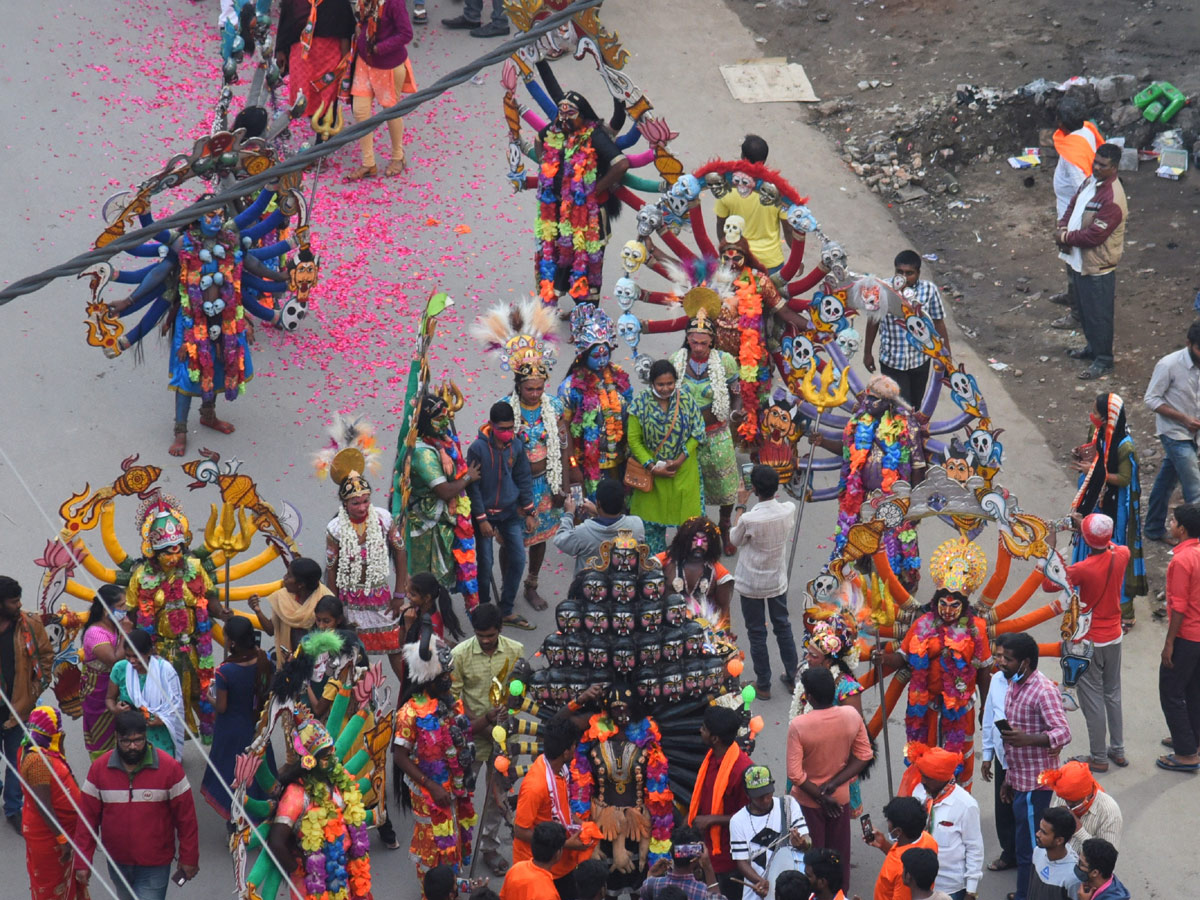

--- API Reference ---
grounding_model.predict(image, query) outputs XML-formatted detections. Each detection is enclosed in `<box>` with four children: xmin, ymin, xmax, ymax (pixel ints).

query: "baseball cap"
<box><xmin>744</xmin><ymin>764</ymin><xmax>774</xmax><ymax>798</ymax></box>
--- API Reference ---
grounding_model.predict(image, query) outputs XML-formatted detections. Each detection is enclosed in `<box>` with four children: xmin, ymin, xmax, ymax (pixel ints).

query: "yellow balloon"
<box><xmin>491</xmin><ymin>725</ymin><xmax>508</xmax><ymax>745</ymax></box>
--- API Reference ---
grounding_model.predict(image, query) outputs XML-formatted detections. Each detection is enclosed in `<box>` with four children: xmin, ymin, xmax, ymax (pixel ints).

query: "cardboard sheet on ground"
<box><xmin>720</xmin><ymin>58</ymin><xmax>819</xmax><ymax>103</ymax></box>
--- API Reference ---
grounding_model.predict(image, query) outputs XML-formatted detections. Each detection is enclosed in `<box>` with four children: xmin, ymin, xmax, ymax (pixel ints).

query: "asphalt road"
<box><xmin>0</xmin><ymin>0</ymin><xmax>1181</xmax><ymax>898</ymax></box>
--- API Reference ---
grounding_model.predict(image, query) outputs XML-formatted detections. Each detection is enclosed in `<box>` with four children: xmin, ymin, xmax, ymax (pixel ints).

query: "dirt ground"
<box><xmin>727</xmin><ymin>0</ymin><xmax>1200</xmax><ymax>591</ymax></box>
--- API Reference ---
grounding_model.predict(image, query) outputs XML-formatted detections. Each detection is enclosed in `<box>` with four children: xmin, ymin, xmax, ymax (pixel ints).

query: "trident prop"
<box><xmin>205</xmin><ymin>500</ymin><xmax>258</xmax><ymax>612</ymax></box>
<box><xmin>785</xmin><ymin>359</ymin><xmax>852</xmax><ymax>578</ymax></box>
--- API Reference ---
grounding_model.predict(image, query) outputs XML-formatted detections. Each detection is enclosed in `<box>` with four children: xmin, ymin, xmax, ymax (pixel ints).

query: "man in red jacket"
<box><xmin>75</xmin><ymin>710</ymin><xmax>200</xmax><ymax>899</ymax></box>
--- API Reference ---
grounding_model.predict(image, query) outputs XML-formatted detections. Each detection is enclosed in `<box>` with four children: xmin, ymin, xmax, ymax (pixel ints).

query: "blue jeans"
<box><xmin>1145</xmin><ymin>435</ymin><xmax>1200</xmax><ymax>538</ymax></box>
<box><xmin>476</xmin><ymin>514</ymin><xmax>527</xmax><ymax>616</ymax></box>
<box><xmin>463</xmin><ymin>0</ymin><xmax>507</xmax><ymax>25</ymax></box>
<box><xmin>739</xmin><ymin>593</ymin><xmax>798</xmax><ymax>691</ymax></box>
<box><xmin>109</xmin><ymin>862</ymin><xmax>171</xmax><ymax>900</ymax></box>
<box><xmin>1</xmin><ymin>724</ymin><xmax>22</xmax><ymax>818</ymax></box>
<box><xmin>1012</xmin><ymin>788</ymin><xmax>1052</xmax><ymax>900</ymax></box>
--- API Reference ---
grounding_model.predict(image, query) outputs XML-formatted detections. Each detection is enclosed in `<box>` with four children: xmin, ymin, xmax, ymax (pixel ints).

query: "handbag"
<box><xmin>624</xmin><ymin>396</ymin><xmax>681</xmax><ymax>493</ymax></box>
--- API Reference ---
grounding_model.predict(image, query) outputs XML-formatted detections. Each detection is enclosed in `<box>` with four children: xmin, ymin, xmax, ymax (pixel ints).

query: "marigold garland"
<box><xmin>733</xmin><ymin>275</ymin><xmax>770</xmax><ymax>446</ymax></box>
<box><xmin>426</xmin><ymin>435</ymin><xmax>479</xmax><ymax>610</ymax></box>
<box><xmin>407</xmin><ymin>693</ymin><xmax>478</xmax><ymax>865</ymax></box>
<box><xmin>903</xmin><ymin>612</ymin><xmax>989</xmax><ymax>754</ymax></box>
<box><xmin>177</xmin><ymin>223</ymin><xmax>248</xmax><ymax>403</ymax></box>
<box><xmin>566</xmin><ymin>365</ymin><xmax>630</xmax><ymax>495</ymax></box>
<box><xmin>297</xmin><ymin>760</ymin><xmax>370</xmax><ymax>900</ymax></box>
<box><xmin>537</xmin><ymin>126</ymin><xmax>603</xmax><ymax>303</ymax></box>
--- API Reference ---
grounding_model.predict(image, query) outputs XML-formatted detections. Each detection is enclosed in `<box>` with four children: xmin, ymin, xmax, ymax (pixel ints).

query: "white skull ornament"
<box><xmin>723</xmin><ymin>215</ymin><xmax>746</xmax><ymax>245</ymax></box>
<box><xmin>835</xmin><ymin>326</ymin><xmax>862</xmax><ymax>359</ymax></box>
<box><xmin>613</xmin><ymin>277</ymin><xmax>641</xmax><ymax>312</ymax></box>
<box><xmin>787</xmin><ymin>204</ymin><xmax>820</xmax><ymax>234</ymax></box>
<box><xmin>620</xmin><ymin>240</ymin><xmax>648</xmax><ymax>275</ymax></box>
<box><xmin>904</xmin><ymin>315</ymin><xmax>935</xmax><ymax>349</ymax></box>
<box><xmin>704</xmin><ymin>172</ymin><xmax>730</xmax><ymax>199</ymax></box>
<box><xmin>731</xmin><ymin>171</ymin><xmax>755</xmax><ymax>197</ymax></box>
<box><xmin>786</xmin><ymin>335</ymin><xmax>815</xmax><ymax>373</ymax></box>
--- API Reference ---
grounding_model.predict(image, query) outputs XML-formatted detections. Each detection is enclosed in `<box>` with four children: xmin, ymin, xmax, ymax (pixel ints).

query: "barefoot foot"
<box><xmin>199</xmin><ymin>412</ymin><xmax>236</xmax><ymax>434</ymax></box>
<box><xmin>169</xmin><ymin>428</ymin><xmax>188</xmax><ymax>457</ymax></box>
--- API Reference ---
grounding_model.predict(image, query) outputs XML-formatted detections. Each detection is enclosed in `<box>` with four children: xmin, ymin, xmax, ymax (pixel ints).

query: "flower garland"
<box><xmin>134</xmin><ymin>557</ymin><xmax>215</xmax><ymax>739</ymax></box>
<box><xmin>568</xmin><ymin>365</ymin><xmax>630</xmax><ymax>493</ymax></box>
<box><xmin>426</xmin><ymin>436</ymin><xmax>480</xmax><ymax>609</ymax></box>
<box><xmin>536</xmin><ymin>126</ymin><xmax>603</xmax><ymax>304</ymax></box>
<box><xmin>334</xmin><ymin>505</ymin><xmax>389</xmax><ymax>594</ymax></box>
<box><xmin>298</xmin><ymin>761</ymin><xmax>371</xmax><ymax>900</ymax></box>
<box><xmin>177</xmin><ymin>224</ymin><xmax>247</xmax><ymax>403</ymax></box>
<box><xmin>409</xmin><ymin>694</ymin><xmax>477</xmax><ymax>857</ymax></box>
<box><xmin>671</xmin><ymin>349</ymin><xmax>731</xmax><ymax>424</ymax></box>
<box><xmin>903</xmin><ymin>612</ymin><xmax>987</xmax><ymax>754</ymax></box>
<box><xmin>733</xmin><ymin>275</ymin><xmax>769</xmax><ymax>446</ymax></box>
<box><xmin>510</xmin><ymin>392</ymin><xmax>563</xmax><ymax>495</ymax></box>
<box><xmin>835</xmin><ymin>411</ymin><xmax>920</xmax><ymax>583</ymax></box>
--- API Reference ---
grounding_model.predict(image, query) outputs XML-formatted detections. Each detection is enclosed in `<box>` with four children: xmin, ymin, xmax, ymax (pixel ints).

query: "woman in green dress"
<box><xmin>627</xmin><ymin>358</ymin><xmax>706</xmax><ymax>553</ymax></box>
<box><xmin>670</xmin><ymin>309</ymin><xmax>743</xmax><ymax>556</ymax></box>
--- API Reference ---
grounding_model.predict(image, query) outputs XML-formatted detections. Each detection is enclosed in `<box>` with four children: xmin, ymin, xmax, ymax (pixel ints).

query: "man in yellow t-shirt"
<box><xmin>713</xmin><ymin>135</ymin><xmax>795</xmax><ymax>272</ymax></box>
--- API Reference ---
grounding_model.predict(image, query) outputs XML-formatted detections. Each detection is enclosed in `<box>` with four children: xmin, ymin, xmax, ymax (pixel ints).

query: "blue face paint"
<box><xmin>586</xmin><ymin>346</ymin><xmax>610</xmax><ymax>371</ymax></box>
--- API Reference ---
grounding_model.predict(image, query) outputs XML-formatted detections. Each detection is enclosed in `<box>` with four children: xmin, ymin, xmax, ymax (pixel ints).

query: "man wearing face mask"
<box><xmin>1074</xmin><ymin>839</ymin><xmax>1127</xmax><ymax>900</ymax></box>
<box><xmin>996</xmin><ymin>634</ymin><xmax>1072</xmax><ymax>900</ymax></box>
<box><xmin>467</xmin><ymin>403</ymin><xmax>537</xmax><ymax>631</ymax></box>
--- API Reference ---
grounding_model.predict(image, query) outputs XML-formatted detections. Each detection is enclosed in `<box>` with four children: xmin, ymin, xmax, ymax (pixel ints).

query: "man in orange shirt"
<box><xmin>1158</xmin><ymin>502</ymin><xmax>1200</xmax><ymax>771</ymax></box>
<box><xmin>865</xmin><ymin>796</ymin><xmax>939</xmax><ymax>900</ymax></box>
<box><xmin>502</xmin><ymin>822</ymin><xmax>567</xmax><ymax>900</ymax></box>
<box><xmin>512</xmin><ymin>717</ymin><xmax>596</xmax><ymax>898</ymax></box>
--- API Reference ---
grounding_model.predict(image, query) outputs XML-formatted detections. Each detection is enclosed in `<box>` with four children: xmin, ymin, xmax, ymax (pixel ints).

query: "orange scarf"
<box><xmin>687</xmin><ymin>743</ymin><xmax>740</xmax><ymax>854</ymax></box>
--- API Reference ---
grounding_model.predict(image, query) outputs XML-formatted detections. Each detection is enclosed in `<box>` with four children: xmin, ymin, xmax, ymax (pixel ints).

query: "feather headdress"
<box><xmin>312</xmin><ymin>414</ymin><xmax>384</xmax><ymax>499</ymax></box>
<box><xmin>470</xmin><ymin>299</ymin><xmax>559</xmax><ymax>382</ymax></box>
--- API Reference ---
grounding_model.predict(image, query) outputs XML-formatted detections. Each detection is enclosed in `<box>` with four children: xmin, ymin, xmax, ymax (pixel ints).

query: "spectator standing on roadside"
<box><xmin>553</xmin><ymin>477</ymin><xmax>645</xmax><ymax>574</ymax></box>
<box><xmin>1027</xmin><ymin>807</ymin><xmax>1081</xmax><ymax>900</ymax></box>
<box><xmin>501</xmin><ymin>822</ymin><xmax>568</xmax><ymax>900</ymax></box>
<box><xmin>1157</xmin><ymin>501</ymin><xmax>1200</xmax><ymax>772</ymax></box>
<box><xmin>1041</xmin><ymin>761</ymin><xmax>1123</xmax><ymax>854</ymax></box>
<box><xmin>862</xmin><ymin>251</ymin><xmax>951</xmax><ymax>408</ymax></box>
<box><xmin>713</xmin><ymin>135</ymin><xmax>796</xmax><ymax>275</ymax></box>
<box><xmin>440</xmin><ymin>0</ymin><xmax>510</xmax><ymax>38</ymax></box>
<box><xmin>1049</xmin><ymin>98</ymin><xmax>1104</xmax><ymax>326</ymax></box>
<box><xmin>980</xmin><ymin>635</ymin><xmax>1017</xmax><ymax>875</ymax></box>
<box><xmin>1075</xmin><ymin>839</ymin><xmax>1128</xmax><ymax>900</ymax></box>
<box><xmin>1056</xmin><ymin>143</ymin><xmax>1126</xmax><ymax>381</ymax></box>
<box><xmin>996</xmin><ymin>634</ymin><xmax>1072</xmax><ymax>900</ymax></box>
<box><xmin>1042</xmin><ymin>514</ymin><xmax>1128</xmax><ymax>771</ymax></box>
<box><xmin>905</xmin><ymin>744</ymin><xmax>984</xmax><ymax>900</ymax></box>
<box><xmin>730</xmin><ymin>464</ymin><xmax>799</xmax><ymax>699</ymax></box>
<box><xmin>1142</xmin><ymin>322</ymin><xmax>1200</xmax><ymax>543</ymax></box>
<box><xmin>0</xmin><ymin>575</ymin><xmax>53</xmax><ymax>830</ymax></box>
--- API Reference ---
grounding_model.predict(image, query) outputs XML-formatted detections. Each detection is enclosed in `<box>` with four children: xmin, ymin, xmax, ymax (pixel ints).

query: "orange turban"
<box><xmin>899</xmin><ymin>742</ymin><xmax>963</xmax><ymax>795</ymax></box>
<box><xmin>1037</xmin><ymin>761</ymin><xmax>1098</xmax><ymax>803</ymax></box>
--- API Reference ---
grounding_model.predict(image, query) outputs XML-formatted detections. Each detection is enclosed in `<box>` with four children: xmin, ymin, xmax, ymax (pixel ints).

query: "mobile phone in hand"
<box><xmin>995</xmin><ymin>719</ymin><xmax>1011</xmax><ymax>732</ymax></box>
<box><xmin>174</xmin><ymin>873</ymin><xmax>187</xmax><ymax>887</ymax></box>
<box><xmin>570</xmin><ymin>484</ymin><xmax>583</xmax><ymax>506</ymax></box>
<box><xmin>860</xmin><ymin>813</ymin><xmax>874</xmax><ymax>842</ymax></box>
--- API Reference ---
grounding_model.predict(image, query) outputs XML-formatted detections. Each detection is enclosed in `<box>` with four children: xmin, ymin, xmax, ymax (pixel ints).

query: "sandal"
<box><xmin>1107</xmin><ymin>751</ymin><xmax>1129</xmax><ymax>768</ymax></box>
<box><xmin>1156</xmin><ymin>754</ymin><xmax>1200</xmax><ymax>772</ymax></box>
<box><xmin>503</xmin><ymin>614</ymin><xmax>536</xmax><ymax>631</ymax></box>
<box><xmin>385</xmin><ymin>158</ymin><xmax>407</xmax><ymax>177</ymax></box>
<box><xmin>412</xmin><ymin>6</ymin><xmax>427</xmax><ymax>24</ymax></box>
<box><xmin>482</xmin><ymin>851</ymin><xmax>509</xmax><ymax>876</ymax></box>
<box><xmin>1069</xmin><ymin>754</ymin><xmax>1108</xmax><ymax>773</ymax></box>
<box><xmin>1121</xmin><ymin>619</ymin><xmax>1135</xmax><ymax>633</ymax></box>
<box><xmin>345</xmin><ymin>164</ymin><xmax>378</xmax><ymax>182</ymax></box>
<box><xmin>987</xmin><ymin>857</ymin><xmax>1016</xmax><ymax>872</ymax></box>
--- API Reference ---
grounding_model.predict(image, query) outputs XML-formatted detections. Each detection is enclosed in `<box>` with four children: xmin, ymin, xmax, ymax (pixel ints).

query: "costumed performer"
<box><xmin>627</xmin><ymin>359</ymin><xmax>706</xmax><ymax>554</ymax></box>
<box><xmin>405</xmin><ymin>384</ymin><xmax>481</xmax><ymax>610</ymax></box>
<box><xmin>875</xmin><ymin>537</ymin><xmax>993</xmax><ymax>787</ymax></box>
<box><xmin>1069</xmin><ymin>392</ymin><xmax>1145</xmax><ymax>625</ymax></box>
<box><xmin>570</xmin><ymin>682</ymin><xmax>674</xmax><ymax>898</ymax></box>
<box><xmin>393</xmin><ymin>635</ymin><xmax>478</xmax><ymax>884</ymax></box>
<box><xmin>671</xmin><ymin>309</ymin><xmax>743</xmax><ymax>556</ymax></box>
<box><xmin>20</xmin><ymin>707</ymin><xmax>87</xmax><ymax>900</ymax></box>
<box><xmin>124</xmin><ymin>496</ymin><xmax>227</xmax><ymax>743</ymax></box>
<box><xmin>558</xmin><ymin>306</ymin><xmax>633</xmax><ymax>501</ymax></box>
<box><xmin>654</xmin><ymin>517</ymin><xmax>735</xmax><ymax>634</ymax></box>
<box><xmin>472</xmin><ymin>300</ymin><xmax>568</xmax><ymax>612</ymax></box>
<box><xmin>808</xmin><ymin>375</ymin><xmax>927</xmax><ymax>592</ymax></box>
<box><xmin>532</xmin><ymin>85</ymin><xmax>630</xmax><ymax>307</ymax></box>
<box><xmin>265</xmin><ymin>715</ymin><xmax>374</xmax><ymax>900</ymax></box>
<box><xmin>318</xmin><ymin>420</ymin><xmax>409</xmax><ymax>682</ymax></box>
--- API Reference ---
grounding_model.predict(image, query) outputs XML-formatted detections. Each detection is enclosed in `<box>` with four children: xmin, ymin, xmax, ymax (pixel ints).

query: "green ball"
<box><xmin>741</xmin><ymin>685</ymin><xmax>757</xmax><ymax>705</ymax></box>
<box><xmin>509</xmin><ymin>679</ymin><xmax>525</xmax><ymax>697</ymax></box>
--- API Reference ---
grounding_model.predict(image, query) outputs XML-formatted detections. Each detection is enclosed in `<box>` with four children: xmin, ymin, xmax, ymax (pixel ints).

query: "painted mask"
<box><xmin>613</xmin><ymin>276</ymin><xmax>641</xmax><ymax>311</ymax></box>
<box><xmin>731</xmin><ymin>171</ymin><xmax>755</xmax><ymax>197</ymax></box>
<box><xmin>664</xmin><ymin>593</ymin><xmax>688</xmax><ymax>627</ymax></box>
<box><xmin>611</xmin><ymin>607</ymin><xmax>636</xmax><ymax>637</ymax></box>
<box><xmin>581</xmin><ymin>572</ymin><xmax>610</xmax><ymax>603</ymax></box>
<box><xmin>620</xmin><ymin>240</ymin><xmax>648</xmax><ymax>275</ymax></box>
<box><xmin>565</xmin><ymin>635</ymin><xmax>587</xmax><ymax>668</ymax></box>
<box><xmin>636</xmin><ymin>632</ymin><xmax>662</xmax><ymax>667</ymax></box>
<box><xmin>556</xmin><ymin>599</ymin><xmax>583</xmax><ymax>633</ymax></box>
<box><xmin>662</xmin><ymin>663</ymin><xmax>684</xmax><ymax>699</ymax></box>
<box><xmin>635</xmin><ymin>205</ymin><xmax>663</xmax><ymax>238</ymax></box>
<box><xmin>586</xmin><ymin>635</ymin><xmax>611</xmax><ymax>669</ymax></box>
<box><xmin>636</xmin><ymin>597</ymin><xmax>664</xmax><ymax>632</ymax></box>
<box><xmin>610</xmin><ymin>574</ymin><xmax>638</xmax><ymax>605</ymax></box>
<box><xmin>612</xmin><ymin>638</ymin><xmax>636</xmax><ymax>674</ymax></box>
<box><xmin>705</xmin><ymin>172</ymin><xmax>730</xmax><ymax>198</ymax></box>
<box><xmin>662</xmin><ymin>627</ymin><xmax>686</xmax><ymax>663</ymax></box>
<box><xmin>637</xmin><ymin>571</ymin><xmax>666</xmax><ymax>603</ymax></box>
<box><xmin>584</xmin><ymin>601</ymin><xmax>611</xmax><ymax>635</ymax></box>
<box><xmin>541</xmin><ymin>632</ymin><xmax>567</xmax><ymax>667</ymax></box>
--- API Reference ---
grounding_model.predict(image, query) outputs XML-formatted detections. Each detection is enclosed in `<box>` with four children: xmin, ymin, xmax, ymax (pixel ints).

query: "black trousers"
<box><xmin>1160</xmin><ymin>635</ymin><xmax>1200</xmax><ymax>756</ymax></box>
<box><xmin>881</xmin><ymin>360</ymin><xmax>932</xmax><ymax>408</ymax></box>
<box><xmin>993</xmin><ymin>758</ymin><xmax>1017</xmax><ymax>864</ymax></box>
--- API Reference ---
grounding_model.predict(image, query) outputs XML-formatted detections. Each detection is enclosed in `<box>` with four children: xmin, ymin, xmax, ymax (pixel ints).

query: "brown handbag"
<box><xmin>624</xmin><ymin>396</ymin><xmax>680</xmax><ymax>493</ymax></box>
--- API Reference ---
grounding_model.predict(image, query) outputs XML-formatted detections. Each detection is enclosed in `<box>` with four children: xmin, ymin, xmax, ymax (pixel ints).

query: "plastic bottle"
<box><xmin>1134</xmin><ymin>82</ymin><xmax>1164</xmax><ymax>109</ymax></box>
<box><xmin>1144</xmin><ymin>100</ymin><xmax>1165</xmax><ymax>123</ymax></box>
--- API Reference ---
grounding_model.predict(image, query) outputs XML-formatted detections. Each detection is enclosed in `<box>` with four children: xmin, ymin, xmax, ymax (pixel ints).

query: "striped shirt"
<box><xmin>878</xmin><ymin>279</ymin><xmax>945</xmax><ymax>370</ymax></box>
<box><xmin>1050</xmin><ymin>790</ymin><xmax>1123</xmax><ymax>854</ymax></box>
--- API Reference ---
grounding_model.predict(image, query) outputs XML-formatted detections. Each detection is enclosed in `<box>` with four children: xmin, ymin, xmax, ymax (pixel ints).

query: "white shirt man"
<box><xmin>911</xmin><ymin>781</ymin><xmax>985</xmax><ymax>897</ymax></box>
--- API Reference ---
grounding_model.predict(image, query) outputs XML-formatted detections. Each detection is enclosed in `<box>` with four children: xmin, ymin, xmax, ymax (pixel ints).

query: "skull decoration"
<box><xmin>704</xmin><ymin>171</ymin><xmax>730</xmax><ymax>199</ymax></box>
<box><xmin>609</xmin><ymin>573</ymin><xmax>639</xmax><ymax>605</ymax></box>
<box><xmin>785</xmin><ymin>334</ymin><xmax>816</xmax><ymax>374</ymax></box>
<box><xmin>613</xmin><ymin>276</ymin><xmax>641</xmax><ymax>312</ymax></box>
<box><xmin>731</xmin><ymin>171</ymin><xmax>755</xmax><ymax>197</ymax></box>
<box><xmin>635</xmin><ymin>204</ymin><xmax>664</xmax><ymax>238</ymax></box>
<box><xmin>662</xmin><ymin>191</ymin><xmax>690</xmax><ymax>219</ymax></box>
<box><xmin>617</xmin><ymin>312</ymin><xmax>642</xmax><ymax>356</ymax></box>
<box><xmin>620</xmin><ymin>240</ymin><xmax>648</xmax><ymax>275</ymax></box>
<box><xmin>723</xmin><ymin>214</ymin><xmax>746</xmax><ymax>245</ymax></box>
<box><xmin>904</xmin><ymin>315</ymin><xmax>935</xmax><ymax>349</ymax></box>
<box><xmin>758</xmin><ymin>181</ymin><xmax>781</xmax><ymax>207</ymax></box>
<box><xmin>682</xmin><ymin>621</ymin><xmax>705</xmax><ymax>655</ymax></box>
<box><xmin>637</xmin><ymin>570</ymin><xmax>666</xmax><ymax>602</ymax></box>
<box><xmin>636</xmin><ymin>631</ymin><xmax>662</xmax><ymax>667</ymax></box>
<box><xmin>807</xmin><ymin>572</ymin><xmax>840</xmax><ymax>603</ymax></box>
<box><xmin>586</xmin><ymin>635</ymin><xmax>611</xmax><ymax>669</ymax></box>
<box><xmin>540</xmin><ymin>633</ymin><xmax>567</xmax><ymax>667</ymax></box>
<box><xmin>969</xmin><ymin>427</ymin><xmax>1003</xmax><ymax>465</ymax></box>
<box><xmin>816</xmin><ymin>293</ymin><xmax>846</xmax><ymax>328</ymax></box>
<box><xmin>786</xmin><ymin>204</ymin><xmax>820</xmax><ymax>234</ymax></box>
<box><xmin>949</xmin><ymin>370</ymin><xmax>974</xmax><ymax>404</ymax></box>
<box><xmin>555</xmin><ymin>599</ymin><xmax>583</xmax><ymax>633</ymax></box>
<box><xmin>820</xmin><ymin>240</ymin><xmax>848</xmax><ymax>274</ymax></box>
<box><xmin>565</xmin><ymin>635</ymin><xmax>587</xmax><ymax>668</ymax></box>
<box><xmin>612</xmin><ymin>637</ymin><xmax>636</xmax><ymax>674</ymax></box>
<box><xmin>611</xmin><ymin>606</ymin><xmax>636</xmax><ymax>637</ymax></box>
<box><xmin>669</xmin><ymin>173</ymin><xmax>703</xmax><ymax>203</ymax></box>
<box><xmin>663</xmin><ymin>593</ymin><xmax>687</xmax><ymax>627</ymax></box>
<box><xmin>634</xmin><ymin>354</ymin><xmax>654</xmax><ymax>383</ymax></box>
<box><xmin>834</xmin><ymin>326</ymin><xmax>862</xmax><ymax>359</ymax></box>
